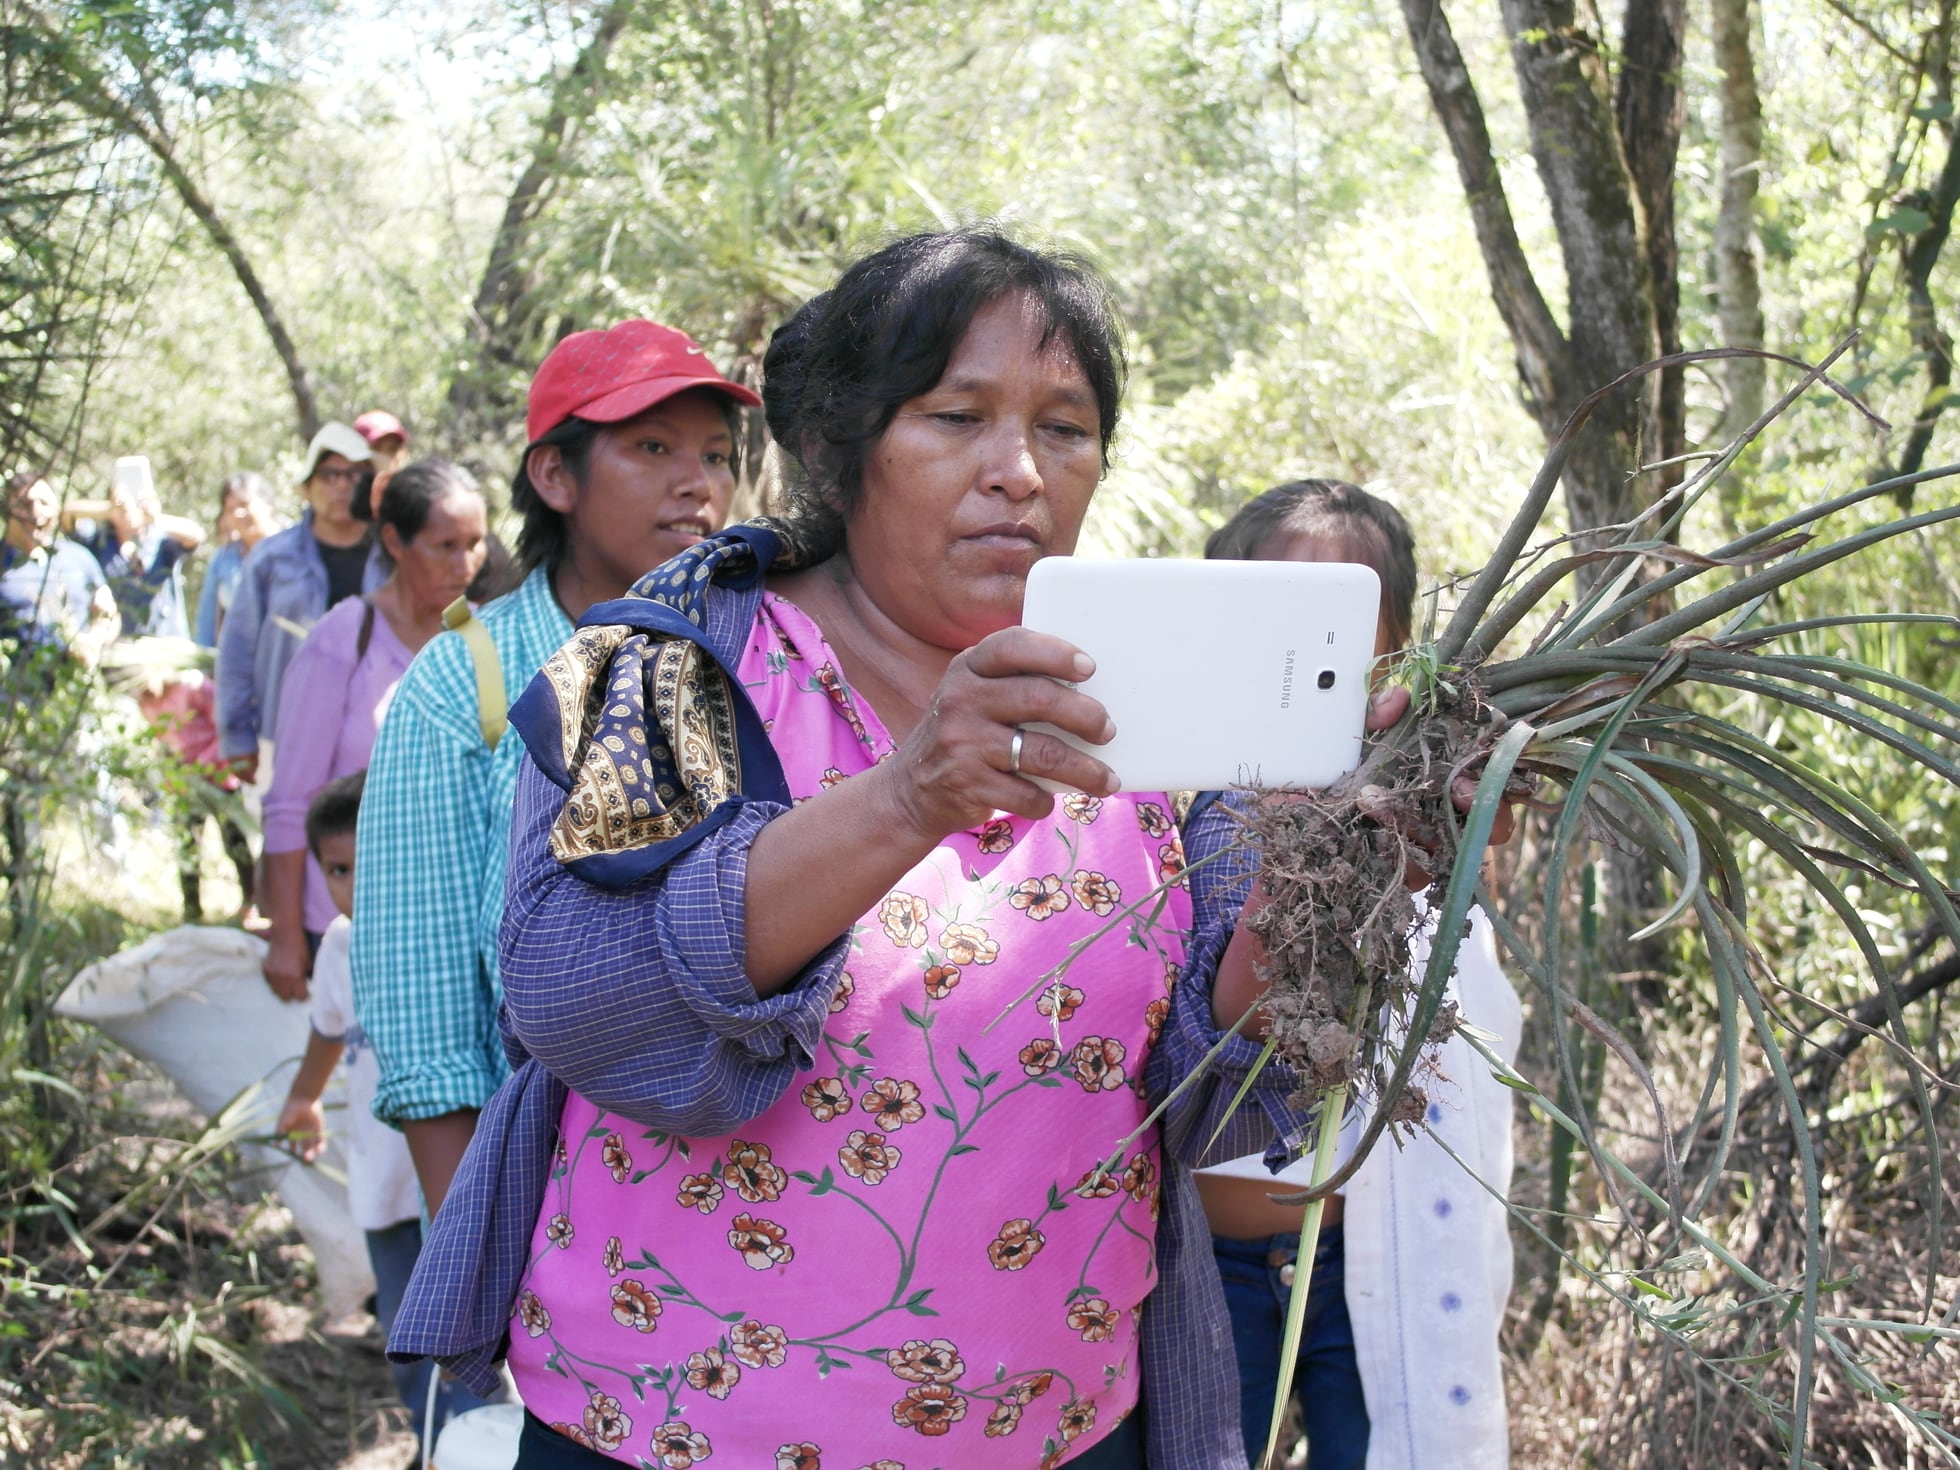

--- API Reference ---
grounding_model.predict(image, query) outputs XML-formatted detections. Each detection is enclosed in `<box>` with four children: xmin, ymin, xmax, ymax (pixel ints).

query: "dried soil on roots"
<box><xmin>1242</xmin><ymin>678</ymin><xmax>1513</xmax><ymax>1116</ymax></box>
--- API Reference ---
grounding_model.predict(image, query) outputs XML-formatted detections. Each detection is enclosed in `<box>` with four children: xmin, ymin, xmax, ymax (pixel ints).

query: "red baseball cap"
<box><xmin>526</xmin><ymin>320</ymin><xmax>761</xmax><ymax>444</ymax></box>
<box><xmin>354</xmin><ymin>409</ymin><xmax>408</xmax><ymax>446</ymax></box>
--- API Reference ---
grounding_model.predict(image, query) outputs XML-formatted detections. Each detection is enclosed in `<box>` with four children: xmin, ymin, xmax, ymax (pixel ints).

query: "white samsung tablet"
<box><xmin>1018</xmin><ymin>556</ymin><xmax>1383</xmax><ymax>793</ymax></box>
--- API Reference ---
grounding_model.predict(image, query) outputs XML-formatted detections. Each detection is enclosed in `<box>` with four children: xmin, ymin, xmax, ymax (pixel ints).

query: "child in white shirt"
<box><xmin>277</xmin><ymin>770</ymin><xmax>496</xmax><ymax>1438</ymax></box>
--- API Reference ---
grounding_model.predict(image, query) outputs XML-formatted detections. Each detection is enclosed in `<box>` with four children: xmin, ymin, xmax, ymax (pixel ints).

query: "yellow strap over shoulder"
<box><xmin>442</xmin><ymin>596</ymin><xmax>508</xmax><ymax>751</ymax></box>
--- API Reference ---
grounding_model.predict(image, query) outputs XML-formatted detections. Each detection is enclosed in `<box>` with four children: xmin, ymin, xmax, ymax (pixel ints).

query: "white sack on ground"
<box><xmin>56</xmin><ymin>924</ymin><xmax>375</xmax><ymax>1318</ymax></box>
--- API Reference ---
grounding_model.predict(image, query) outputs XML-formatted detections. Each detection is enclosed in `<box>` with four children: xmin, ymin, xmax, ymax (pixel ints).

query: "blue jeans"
<box><xmin>517</xmin><ymin>1399</ymin><xmax>1146</xmax><ymax>1466</ymax></box>
<box><xmin>1213</xmin><ymin>1222</ymin><xmax>1368</xmax><ymax>1470</ymax></box>
<box><xmin>367</xmin><ymin>1218</ymin><xmax>501</xmax><ymax>1438</ymax></box>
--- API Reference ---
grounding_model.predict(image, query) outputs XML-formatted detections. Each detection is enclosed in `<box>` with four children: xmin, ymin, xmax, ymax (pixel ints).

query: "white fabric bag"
<box><xmin>56</xmin><ymin>924</ymin><xmax>376</xmax><ymax>1318</ymax></box>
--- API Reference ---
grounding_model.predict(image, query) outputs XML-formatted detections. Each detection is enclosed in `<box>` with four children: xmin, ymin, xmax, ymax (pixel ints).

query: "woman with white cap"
<box><xmin>215</xmin><ymin>423</ymin><xmax>383</xmax><ymax>923</ymax></box>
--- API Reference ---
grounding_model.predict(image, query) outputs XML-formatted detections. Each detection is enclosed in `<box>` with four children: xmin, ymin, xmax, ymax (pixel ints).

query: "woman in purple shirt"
<box><xmin>260</xmin><ymin>460</ymin><xmax>489</xmax><ymax>1000</ymax></box>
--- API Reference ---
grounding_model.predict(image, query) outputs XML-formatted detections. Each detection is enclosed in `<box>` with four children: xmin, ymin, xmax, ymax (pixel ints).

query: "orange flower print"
<box><xmin>517</xmin><ymin>1288</ymin><xmax>551</xmax><ymax>1337</ymax></box>
<box><xmin>829</xmin><ymin>971</ymin><xmax>856</xmax><ymax>1014</ymax></box>
<box><xmin>1069</xmin><ymin>868</ymin><xmax>1120</xmax><ymax>917</ymax></box>
<box><xmin>1061</xmin><ymin>792</ymin><xmax>1103</xmax><ymax>824</ymax></box>
<box><xmin>1070</xmin><ymin>1036</ymin><xmax>1128</xmax><ymax>1092</ymax></box>
<box><xmin>685</xmin><ymin>1346</ymin><xmax>741</xmax><ymax>1400</ymax></box>
<box><xmin>855</xmin><ymin>1463</ymin><xmax>906</xmax><ymax>1470</ymax></box>
<box><xmin>985</xmin><ymin>1400</ymin><xmax>1022</xmax><ymax>1437</ymax></box>
<box><xmin>891</xmin><ymin>1383</ymin><xmax>968</xmax><ymax>1437</ymax></box>
<box><xmin>546</xmin><ymin>1212</ymin><xmax>574</xmax><ymax>1249</ymax></box>
<box><xmin>601</xmin><ymin>1132</ymin><xmax>632</xmax><ymax>1183</ymax></box>
<box><xmin>839</xmin><ymin>1129</ymin><xmax>902</xmax><ymax>1185</ymax></box>
<box><xmin>922</xmin><ymin>964</ymin><xmax>961</xmax><ymax>999</ymax></box>
<box><xmin>939</xmin><ymin>922</ymin><xmax>998</xmax><ymax>966</ymax></box>
<box><xmin>884</xmin><ymin>1337</ymin><xmax>965</xmax><ymax>1384</ymax></box>
<box><xmin>728</xmin><ymin>1139</ymin><xmax>788</xmax><ymax>1203</ymax></box>
<box><xmin>1159</xmin><ymin>840</ymin><xmax>1187</xmax><ymax>886</ymax></box>
<box><xmin>602</xmin><ymin>1235</ymin><xmax>624</xmax><ymax>1277</ymax></box>
<box><xmin>977</xmin><ymin>817</ymin><xmax>1014</xmax><ymax>854</ymax></box>
<box><xmin>677</xmin><ymin>1172</ymin><xmax>723</xmax><ymax>1214</ymax></box>
<box><xmin>987</xmin><ymin>1218</ymin><xmax>1046</xmax><ymax>1271</ymax></box>
<box><xmin>879</xmin><ymin>893</ymin><xmax>931</xmax><ymax>948</ymax></box>
<box><xmin>1011</xmin><ymin>1371</ymin><xmax>1054</xmax><ymax>1405</ymax></box>
<box><xmin>1009</xmin><ymin>874</ymin><xmax>1071</xmax><ymax>920</ymax></box>
<box><xmin>776</xmin><ymin>1445</ymin><xmax>821</xmax><ymax>1470</ymax></box>
<box><xmin>1163</xmin><ymin>958</ymin><xmax>1181</xmax><ymax>992</ymax></box>
<box><xmin>550</xmin><ymin>1422</ymin><xmax>597</xmax><ymax>1449</ymax></box>
<box><xmin>801</xmin><ymin>1076</ymin><xmax>852</xmax><ymax>1123</ymax></box>
<box><xmin>582</xmin><ymin>1388</ymin><xmax>632</xmax><ymax>1451</ymax></box>
<box><xmin>650</xmin><ymin>1420</ymin><xmax>713</xmax><ymax>1468</ymax></box>
<box><xmin>552</xmin><ymin>1135</ymin><xmax>569</xmax><ymax>1172</ymax></box>
<box><xmin>610</xmin><ymin>1278</ymin><xmax>663</xmax><ymax>1333</ymax></box>
<box><xmin>1037</xmin><ymin>983</ymin><xmax>1084</xmax><ymax>1023</ymax></box>
<box><xmin>729</xmin><ymin>1318</ymin><xmax>788</xmax><ymax>1369</ymax></box>
<box><xmin>1143</xmin><ymin>994</ymin><xmax>1170</xmax><ymax>1047</ymax></box>
<box><xmin>1135</xmin><ymin>800</ymin><xmax>1172</xmax><ymax>839</ymax></box>
<box><xmin>860</xmin><ymin>1077</ymin><xmax>925</xmax><ymax>1131</ymax></box>
<box><xmin>1018</xmin><ymin>1038</ymin><xmax>1062</xmax><ymax>1076</ymax></box>
<box><xmin>1073</xmin><ymin>1165</ymin><xmax>1118</xmax><ymax>1199</ymax></box>
<box><xmin>1067</xmin><ymin>1296</ymin><xmax>1121</xmax><ymax>1342</ymax></box>
<box><xmin>1122</xmin><ymin>1152</ymin><xmax>1156</xmax><ymax>1204</ymax></box>
<box><xmin>728</xmin><ymin>1213</ymin><xmax>795</xmax><ymax>1270</ymax></box>
<box><xmin>820</xmin><ymin>765</ymin><xmax>848</xmax><ymax>788</ymax></box>
<box><xmin>1058</xmin><ymin>1397</ymin><xmax>1098</xmax><ymax>1442</ymax></box>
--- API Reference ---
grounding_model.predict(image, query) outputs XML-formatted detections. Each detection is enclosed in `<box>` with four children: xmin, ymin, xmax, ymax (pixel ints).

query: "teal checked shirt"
<box><xmin>351</xmin><ymin>564</ymin><xmax>571</xmax><ymax>1125</ymax></box>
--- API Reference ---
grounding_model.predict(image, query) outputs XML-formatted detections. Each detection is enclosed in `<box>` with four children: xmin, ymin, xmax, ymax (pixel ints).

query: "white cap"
<box><xmin>302</xmin><ymin>422</ymin><xmax>374</xmax><ymax>481</ymax></box>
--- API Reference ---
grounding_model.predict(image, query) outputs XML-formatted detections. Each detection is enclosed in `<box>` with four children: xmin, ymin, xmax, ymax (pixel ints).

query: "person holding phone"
<box><xmin>387</xmin><ymin>229</ymin><xmax>1476</xmax><ymax>1470</ymax></box>
<box><xmin>1198</xmin><ymin>481</ymin><xmax>1520</xmax><ymax>1470</ymax></box>
<box><xmin>65</xmin><ymin>456</ymin><xmax>205</xmax><ymax>638</ymax></box>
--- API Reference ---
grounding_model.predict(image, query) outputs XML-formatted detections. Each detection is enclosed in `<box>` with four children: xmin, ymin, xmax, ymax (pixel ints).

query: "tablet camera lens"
<box><xmin>1317</xmin><ymin>669</ymin><xmax>1337</xmax><ymax>690</ymax></box>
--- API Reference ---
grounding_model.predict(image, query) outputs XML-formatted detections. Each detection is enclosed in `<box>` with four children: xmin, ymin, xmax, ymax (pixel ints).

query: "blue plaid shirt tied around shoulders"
<box><xmin>390</xmin><ymin>522</ymin><xmax>1311</xmax><ymax>1470</ymax></box>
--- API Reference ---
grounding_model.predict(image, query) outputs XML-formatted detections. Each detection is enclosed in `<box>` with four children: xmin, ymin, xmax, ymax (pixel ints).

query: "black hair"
<box><xmin>509</xmin><ymin>416</ymin><xmax>604</xmax><ymax>577</ymax></box>
<box><xmin>764</xmin><ymin>226</ymin><xmax>1127</xmax><ymax>558</ymax></box>
<box><xmin>468</xmin><ymin>528</ymin><xmax>521</xmax><ymax>602</ymax></box>
<box><xmin>217</xmin><ymin>470</ymin><xmax>272</xmax><ymax>519</ymax></box>
<box><xmin>1205</xmin><ymin>479</ymin><xmax>1419</xmax><ymax>650</ymax></box>
<box><xmin>374</xmin><ymin>459</ymin><xmax>481</xmax><ymax>545</ymax></box>
<box><xmin>305</xmin><ymin>769</ymin><xmax>366</xmax><ymax>859</ymax></box>
<box><xmin>5</xmin><ymin>470</ymin><xmax>44</xmax><ymax>504</ymax></box>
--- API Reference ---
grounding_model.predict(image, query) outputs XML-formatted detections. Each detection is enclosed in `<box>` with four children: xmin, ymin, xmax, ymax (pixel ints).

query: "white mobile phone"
<box><xmin>1018</xmin><ymin>557</ymin><xmax>1382</xmax><ymax>793</ymax></box>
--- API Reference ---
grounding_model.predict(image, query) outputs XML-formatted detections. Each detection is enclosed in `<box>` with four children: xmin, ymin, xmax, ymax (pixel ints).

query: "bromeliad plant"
<box><xmin>1238</xmin><ymin>347</ymin><xmax>1960</xmax><ymax>1468</ymax></box>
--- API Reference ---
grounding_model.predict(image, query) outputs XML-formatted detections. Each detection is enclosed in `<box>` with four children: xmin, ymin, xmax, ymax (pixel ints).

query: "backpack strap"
<box><xmin>354</xmin><ymin>596</ymin><xmax>376</xmax><ymax>663</ymax></box>
<box><xmin>442</xmin><ymin>596</ymin><xmax>507</xmax><ymax>750</ymax></box>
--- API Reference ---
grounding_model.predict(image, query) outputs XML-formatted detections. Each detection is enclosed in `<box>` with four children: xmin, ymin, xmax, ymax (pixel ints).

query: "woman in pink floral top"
<box><xmin>394</xmin><ymin>229</ymin><xmax>1422</xmax><ymax>1470</ymax></box>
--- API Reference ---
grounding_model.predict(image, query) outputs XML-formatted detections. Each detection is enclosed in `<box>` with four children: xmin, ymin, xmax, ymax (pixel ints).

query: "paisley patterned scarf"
<box><xmin>508</xmin><ymin>516</ymin><xmax>827</xmax><ymax>889</ymax></box>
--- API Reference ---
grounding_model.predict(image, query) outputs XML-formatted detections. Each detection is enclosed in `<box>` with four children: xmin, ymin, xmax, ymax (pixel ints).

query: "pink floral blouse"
<box><xmin>506</xmin><ymin>592</ymin><xmax>1191</xmax><ymax>1468</ymax></box>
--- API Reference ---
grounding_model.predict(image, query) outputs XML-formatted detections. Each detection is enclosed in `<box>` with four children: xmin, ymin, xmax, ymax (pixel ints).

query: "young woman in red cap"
<box><xmin>349</xmin><ymin>322</ymin><xmax>759</xmax><ymax>1226</ymax></box>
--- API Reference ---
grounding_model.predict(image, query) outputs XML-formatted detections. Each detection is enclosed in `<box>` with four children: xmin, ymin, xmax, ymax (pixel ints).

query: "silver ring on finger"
<box><xmin>1008</xmin><ymin>727</ymin><xmax>1026</xmax><ymax>777</ymax></box>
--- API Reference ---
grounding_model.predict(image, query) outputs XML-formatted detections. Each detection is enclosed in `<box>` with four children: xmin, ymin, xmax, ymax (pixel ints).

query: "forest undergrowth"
<box><xmin>0</xmin><ymin>824</ymin><xmax>416</xmax><ymax>1470</ymax></box>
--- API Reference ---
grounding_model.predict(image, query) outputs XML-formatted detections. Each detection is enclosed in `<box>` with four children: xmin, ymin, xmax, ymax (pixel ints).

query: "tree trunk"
<box><xmin>444</xmin><ymin>0</ymin><xmax>635</xmax><ymax>443</ymax></box>
<box><xmin>1497</xmin><ymin>0</ymin><xmax>1661</xmax><ymax>551</ymax></box>
<box><xmin>1618</xmin><ymin>0</ymin><xmax>1689</xmax><ymax>493</ymax></box>
<box><xmin>1712</xmin><ymin>0</ymin><xmax>1766</xmax><ymax>496</ymax></box>
<box><xmin>1397</xmin><ymin>0</ymin><xmax>1568</xmax><ymax>421</ymax></box>
<box><xmin>26</xmin><ymin>9</ymin><xmax>322</xmax><ymax>440</ymax></box>
<box><xmin>1883</xmin><ymin>129</ymin><xmax>1960</xmax><ymax>504</ymax></box>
